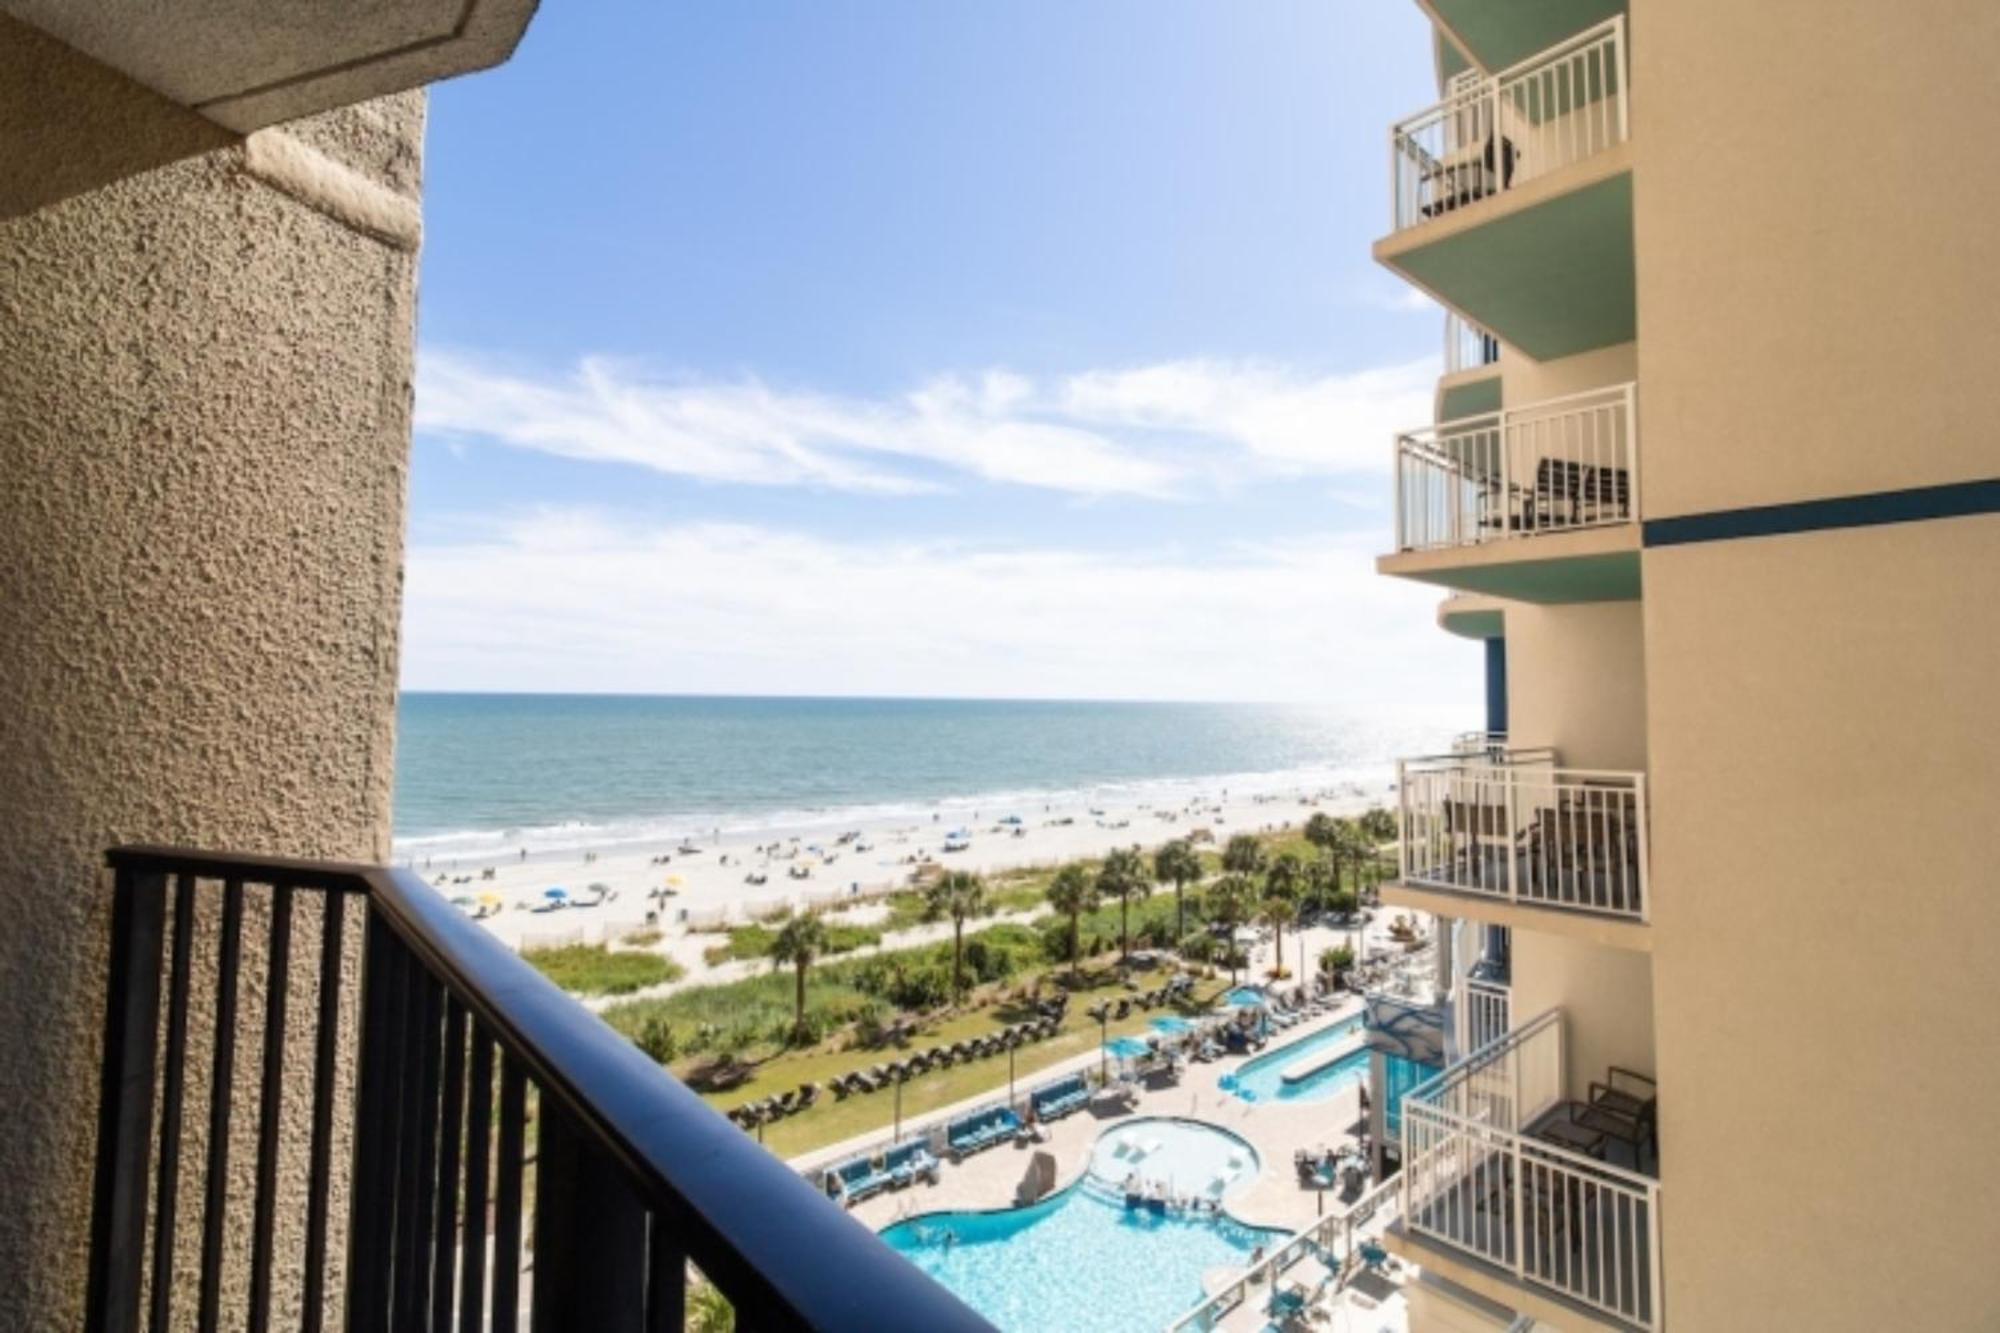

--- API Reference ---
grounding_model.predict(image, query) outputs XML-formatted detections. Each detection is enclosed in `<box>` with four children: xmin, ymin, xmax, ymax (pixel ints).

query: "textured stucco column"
<box><xmin>0</xmin><ymin>28</ymin><xmax>423</xmax><ymax>1324</ymax></box>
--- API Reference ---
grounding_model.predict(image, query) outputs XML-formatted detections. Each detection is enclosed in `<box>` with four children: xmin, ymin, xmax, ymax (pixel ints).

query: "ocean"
<box><xmin>391</xmin><ymin>694</ymin><xmax>1449</xmax><ymax>860</ymax></box>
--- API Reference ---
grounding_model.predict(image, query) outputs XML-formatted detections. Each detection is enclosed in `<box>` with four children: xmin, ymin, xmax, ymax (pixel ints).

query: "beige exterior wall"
<box><xmin>0</xmin><ymin>24</ymin><xmax>422</xmax><ymax>1323</ymax></box>
<box><xmin>1631</xmin><ymin>0</ymin><xmax>2000</xmax><ymax>517</ymax></box>
<box><xmin>1510</xmin><ymin>930</ymin><xmax>1654</xmax><ymax>1104</ymax></box>
<box><xmin>1499</xmin><ymin>339</ymin><xmax>1636</xmax><ymax>410</ymax></box>
<box><xmin>1633</xmin><ymin>3</ymin><xmax>2000</xmax><ymax>1327</ymax></box>
<box><xmin>1643</xmin><ymin>515</ymin><xmax>2000</xmax><ymax>1329</ymax></box>
<box><xmin>1501</xmin><ymin>600</ymin><xmax>1647</xmax><ymax>772</ymax></box>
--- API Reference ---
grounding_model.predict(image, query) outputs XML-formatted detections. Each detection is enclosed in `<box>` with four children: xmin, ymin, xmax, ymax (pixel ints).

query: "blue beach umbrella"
<box><xmin>544</xmin><ymin>886</ymin><xmax>569</xmax><ymax>903</ymax></box>
<box><xmin>1106</xmin><ymin>1036</ymin><xmax>1151</xmax><ymax>1061</ymax></box>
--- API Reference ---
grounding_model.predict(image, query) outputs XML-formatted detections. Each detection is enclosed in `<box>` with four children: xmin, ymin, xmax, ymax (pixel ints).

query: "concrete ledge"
<box><xmin>1380</xmin><ymin>879</ymin><xmax>1652</xmax><ymax>953</ymax></box>
<box><xmin>241</xmin><ymin>129</ymin><xmax>421</xmax><ymax>251</ymax></box>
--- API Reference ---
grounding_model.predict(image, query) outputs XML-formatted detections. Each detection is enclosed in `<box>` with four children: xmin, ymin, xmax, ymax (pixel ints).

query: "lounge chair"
<box><xmin>830</xmin><ymin>1152</ymin><xmax>890</xmax><ymax>1205</ymax></box>
<box><xmin>883</xmin><ymin>1140</ymin><xmax>940</xmax><ymax>1188</ymax></box>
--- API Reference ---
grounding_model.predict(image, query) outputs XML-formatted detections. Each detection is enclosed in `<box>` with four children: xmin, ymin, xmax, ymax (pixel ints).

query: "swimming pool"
<box><xmin>1088</xmin><ymin>1116</ymin><xmax>1259</xmax><ymax>1199</ymax></box>
<box><xmin>1219</xmin><ymin>1013</ymin><xmax>1367</xmax><ymax>1104</ymax></box>
<box><xmin>879</xmin><ymin>1120</ymin><xmax>1283</xmax><ymax>1332</ymax></box>
<box><xmin>1222</xmin><ymin>985</ymin><xmax>1266</xmax><ymax>1008</ymax></box>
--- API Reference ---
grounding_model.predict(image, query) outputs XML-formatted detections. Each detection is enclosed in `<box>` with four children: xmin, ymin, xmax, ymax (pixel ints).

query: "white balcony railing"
<box><xmin>1458</xmin><ymin>976</ymin><xmax>1511</xmax><ymax>1055</ymax></box>
<box><xmin>1393</xmin><ymin>382</ymin><xmax>1638</xmax><ymax>553</ymax></box>
<box><xmin>1166</xmin><ymin>1176</ymin><xmax>1400</xmax><ymax>1332</ymax></box>
<box><xmin>1403</xmin><ymin>1010</ymin><xmax>1662</xmax><ymax>1329</ymax></box>
<box><xmin>1391</xmin><ymin>17</ymin><xmax>1629</xmax><ymax>230</ymax></box>
<box><xmin>1398</xmin><ymin>750</ymin><xmax>1650</xmax><ymax>922</ymax></box>
<box><xmin>1452</xmin><ymin>729</ymin><xmax>1509</xmax><ymax>756</ymax></box>
<box><xmin>1445</xmin><ymin>310</ymin><xmax>1502</xmax><ymax>375</ymax></box>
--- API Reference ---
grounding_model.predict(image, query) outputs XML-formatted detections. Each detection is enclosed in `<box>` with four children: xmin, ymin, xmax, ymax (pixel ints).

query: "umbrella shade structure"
<box><xmin>1149</xmin><ymin>1016</ymin><xmax>1195</xmax><ymax>1035</ymax></box>
<box><xmin>588</xmin><ymin>882</ymin><xmax>611</xmax><ymax>895</ymax></box>
<box><xmin>1106</xmin><ymin>1036</ymin><xmax>1151</xmax><ymax>1061</ymax></box>
<box><xmin>449</xmin><ymin>896</ymin><xmax>477</xmax><ymax>911</ymax></box>
<box><xmin>543</xmin><ymin>886</ymin><xmax>570</xmax><ymax>902</ymax></box>
<box><xmin>478</xmin><ymin>892</ymin><xmax>504</xmax><ymax>908</ymax></box>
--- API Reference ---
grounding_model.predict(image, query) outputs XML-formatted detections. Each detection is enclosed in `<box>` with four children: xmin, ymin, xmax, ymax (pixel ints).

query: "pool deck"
<box><xmin>798</xmin><ymin>924</ymin><xmax>1419</xmax><ymax>1330</ymax></box>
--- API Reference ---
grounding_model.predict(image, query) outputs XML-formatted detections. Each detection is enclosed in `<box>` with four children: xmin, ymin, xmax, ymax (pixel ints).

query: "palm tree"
<box><xmin>1358</xmin><ymin>805</ymin><xmax>1397</xmax><ymax>845</ymax></box>
<box><xmin>1045</xmin><ymin>863</ymin><xmax>1100</xmax><ymax>984</ymax></box>
<box><xmin>1304</xmin><ymin>811</ymin><xmax>1339</xmax><ymax>860</ymax></box>
<box><xmin>1154</xmin><ymin>838</ymin><xmax>1203</xmax><ymax>941</ymax></box>
<box><xmin>1207</xmin><ymin>874</ymin><xmax>1254</xmax><ymax>984</ymax></box>
<box><xmin>768</xmin><ymin>913</ymin><xmax>829</xmax><ymax>1044</ymax></box>
<box><xmin>1096</xmin><ymin>845</ymin><xmax>1152</xmax><ymax>963</ymax></box>
<box><xmin>1260</xmin><ymin>895</ymin><xmax>1298</xmax><ymax>979</ymax></box>
<box><xmin>923</xmin><ymin>869</ymin><xmax>990</xmax><ymax>1004</ymax></box>
<box><xmin>1221</xmin><ymin>833</ymin><xmax>1267</xmax><ymax>878</ymax></box>
<box><xmin>1264</xmin><ymin>850</ymin><xmax>1306</xmax><ymax>904</ymax></box>
<box><xmin>1302</xmin><ymin>855</ymin><xmax>1338</xmax><ymax>915</ymax></box>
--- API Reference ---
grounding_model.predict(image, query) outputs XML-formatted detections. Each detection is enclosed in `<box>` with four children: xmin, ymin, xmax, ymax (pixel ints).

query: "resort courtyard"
<box><xmin>794</xmin><ymin>916</ymin><xmax>1426</xmax><ymax>1333</ymax></box>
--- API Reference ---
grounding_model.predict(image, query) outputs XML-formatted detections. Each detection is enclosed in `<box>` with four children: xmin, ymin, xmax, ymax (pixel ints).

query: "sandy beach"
<box><xmin>403</xmin><ymin>777</ymin><xmax>1399</xmax><ymax>966</ymax></box>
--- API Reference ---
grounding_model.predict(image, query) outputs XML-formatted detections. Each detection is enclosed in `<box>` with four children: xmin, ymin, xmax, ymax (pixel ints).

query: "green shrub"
<box><xmin>521</xmin><ymin>944</ymin><xmax>683</xmax><ymax>997</ymax></box>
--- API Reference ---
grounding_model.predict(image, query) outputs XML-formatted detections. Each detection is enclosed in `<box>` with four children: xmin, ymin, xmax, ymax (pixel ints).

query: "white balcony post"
<box><xmin>1397</xmin><ymin>760</ymin><xmax>1410</xmax><ymax>881</ymax></box>
<box><xmin>1626</xmin><ymin>380</ymin><xmax>1643</xmax><ymax>521</ymax></box>
<box><xmin>1633</xmin><ymin>770</ymin><xmax>1651</xmax><ymax>922</ymax></box>
<box><xmin>1613</xmin><ymin>14</ymin><xmax>1630</xmax><ymax>142</ymax></box>
<box><xmin>1393</xmin><ymin>435</ymin><xmax>1406</xmax><ymax>551</ymax></box>
<box><xmin>1503</xmin><ymin>765</ymin><xmax>1519</xmax><ymax>904</ymax></box>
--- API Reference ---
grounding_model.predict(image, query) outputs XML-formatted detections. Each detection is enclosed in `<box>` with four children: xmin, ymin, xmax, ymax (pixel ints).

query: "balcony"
<box><xmin>1458</xmin><ymin>973</ymin><xmax>1511</xmax><ymax>1055</ymax></box>
<box><xmin>1389</xmin><ymin>751</ymin><xmax>1651</xmax><ymax>946</ymax></box>
<box><xmin>1395</xmin><ymin>1010</ymin><xmax>1662</xmax><ymax>1330</ymax></box>
<box><xmin>84</xmin><ymin>848</ymin><xmax>992</xmax><ymax>1332</ymax></box>
<box><xmin>1382</xmin><ymin>383</ymin><xmax>1640</xmax><ymax>603</ymax></box>
<box><xmin>1376</xmin><ymin>19</ymin><xmax>1634</xmax><ymax>361</ymax></box>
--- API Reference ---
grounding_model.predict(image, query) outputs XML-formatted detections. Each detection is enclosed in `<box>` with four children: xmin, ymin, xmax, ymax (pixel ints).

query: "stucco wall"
<box><xmin>1641</xmin><ymin>515</ymin><xmax>2000</xmax><ymax>1330</ymax></box>
<box><xmin>0</xmin><ymin>28</ymin><xmax>421</xmax><ymax>1323</ymax></box>
<box><xmin>1501</xmin><ymin>600</ymin><xmax>1648</xmax><ymax>772</ymax></box>
<box><xmin>1631</xmin><ymin>0</ymin><xmax>2000</xmax><ymax>516</ymax></box>
<box><xmin>1510</xmin><ymin>928</ymin><xmax>1654</xmax><ymax>1106</ymax></box>
<box><xmin>1499</xmin><ymin>339</ymin><xmax>1636</xmax><ymax>412</ymax></box>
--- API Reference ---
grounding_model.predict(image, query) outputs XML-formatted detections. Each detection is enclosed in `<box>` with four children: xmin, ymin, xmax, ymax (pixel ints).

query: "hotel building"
<box><xmin>1367</xmin><ymin>3</ymin><xmax>2000</xmax><ymax>1330</ymax></box>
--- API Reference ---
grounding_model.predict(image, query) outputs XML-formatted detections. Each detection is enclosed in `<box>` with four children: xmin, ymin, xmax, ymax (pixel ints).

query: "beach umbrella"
<box><xmin>544</xmin><ymin>886</ymin><xmax>569</xmax><ymax>903</ymax></box>
<box><xmin>450</xmin><ymin>896</ymin><xmax>476</xmax><ymax>911</ymax></box>
<box><xmin>588</xmin><ymin>882</ymin><xmax>610</xmax><ymax>895</ymax></box>
<box><xmin>1106</xmin><ymin>1036</ymin><xmax>1151</xmax><ymax>1061</ymax></box>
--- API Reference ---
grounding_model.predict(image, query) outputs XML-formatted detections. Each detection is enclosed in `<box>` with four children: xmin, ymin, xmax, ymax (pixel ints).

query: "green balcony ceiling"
<box><xmin>1387</xmin><ymin>171</ymin><xmax>1634</xmax><ymax>362</ymax></box>
<box><xmin>1429</xmin><ymin>0</ymin><xmax>1627</xmax><ymax>72</ymax></box>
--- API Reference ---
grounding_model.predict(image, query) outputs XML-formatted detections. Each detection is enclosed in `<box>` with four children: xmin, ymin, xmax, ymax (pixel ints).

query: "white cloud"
<box><xmin>401</xmin><ymin>511</ymin><xmax>1479</xmax><ymax>712</ymax></box>
<box><xmin>414</xmin><ymin>351</ymin><xmax>1436</xmax><ymax>499</ymax></box>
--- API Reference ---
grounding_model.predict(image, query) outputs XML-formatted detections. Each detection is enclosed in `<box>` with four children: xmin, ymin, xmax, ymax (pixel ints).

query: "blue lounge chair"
<box><xmin>832</xmin><ymin>1153</ymin><xmax>889</xmax><ymax>1204</ymax></box>
<box><xmin>883</xmin><ymin>1140</ymin><xmax>939</xmax><ymax>1187</ymax></box>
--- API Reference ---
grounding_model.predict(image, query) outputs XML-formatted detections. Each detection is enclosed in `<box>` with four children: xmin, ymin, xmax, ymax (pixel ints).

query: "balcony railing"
<box><xmin>1402</xmin><ymin>1010</ymin><xmax>1661</xmax><ymax>1329</ymax></box>
<box><xmin>1390</xmin><ymin>17</ymin><xmax>1629</xmax><ymax>230</ymax></box>
<box><xmin>1393</xmin><ymin>382</ymin><xmax>1638</xmax><ymax>553</ymax></box>
<box><xmin>84</xmin><ymin>847</ymin><xmax>992</xmax><ymax>1333</ymax></box>
<box><xmin>1398</xmin><ymin>750</ymin><xmax>1650</xmax><ymax>922</ymax></box>
<box><xmin>1458</xmin><ymin>976</ymin><xmax>1511</xmax><ymax>1055</ymax></box>
<box><xmin>1166</xmin><ymin>1176</ymin><xmax>1400</xmax><ymax>1332</ymax></box>
<box><xmin>1452</xmin><ymin>729</ymin><xmax>1509</xmax><ymax>756</ymax></box>
<box><xmin>1444</xmin><ymin>311</ymin><xmax>1501</xmax><ymax>375</ymax></box>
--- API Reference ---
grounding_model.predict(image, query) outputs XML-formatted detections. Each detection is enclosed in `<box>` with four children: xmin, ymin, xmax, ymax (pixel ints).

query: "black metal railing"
<box><xmin>84</xmin><ymin>847</ymin><xmax>994</xmax><ymax>1332</ymax></box>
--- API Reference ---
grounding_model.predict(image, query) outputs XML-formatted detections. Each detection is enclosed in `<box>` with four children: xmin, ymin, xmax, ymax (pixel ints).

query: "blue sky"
<box><xmin>403</xmin><ymin>0</ymin><xmax>1479</xmax><ymax>711</ymax></box>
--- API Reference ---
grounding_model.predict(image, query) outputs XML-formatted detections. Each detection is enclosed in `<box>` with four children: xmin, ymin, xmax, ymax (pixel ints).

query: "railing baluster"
<box><xmin>646</xmin><ymin>1214</ymin><xmax>686</xmax><ymax>1333</ymax></box>
<box><xmin>345</xmin><ymin>912</ymin><xmax>407</xmax><ymax>1327</ymax></box>
<box><xmin>490</xmin><ymin>1060</ymin><xmax>527</xmax><ymax>1333</ymax></box>
<box><xmin>246</xmin><ymin>883</ymin><xmax>294</xmax><ymax>1327</ymax></box>
<box><xmin>86</xmin><ymin>865</ymin><xmax>169</xmax><ymax>1333</ymax></box>
<box><xmin>148</xmin><ymin>874</ymin><xmax>199</xmax><ymax>1333</ymax></box>
<box><xmin>299</xmin><ymin>891</ymin><xmax>346</xmax><ymax>1333</ymax></box>
<box><xmin>532</xmin><ymin>1098</ymin><xmax>648</xmax><ymax>1332</ymax></box>
<box><xmin>196</xmin><ymin>879</ymin><xmax>245</xmax><ymax>1333</ymax></box>
<box><xmin>432</xmin><ymin>997</ymin><xmax>468</xmax><ymax>1328</ymax></box>
<box><xmin>395</xmin><ymin>969</ymin><xmax>445</xmax><ymax>1326</ymax></box>
<box><xmin>459</xmin><ymin>1030</ymin><xmax>494</xmax><ymax>1333</ymax></box>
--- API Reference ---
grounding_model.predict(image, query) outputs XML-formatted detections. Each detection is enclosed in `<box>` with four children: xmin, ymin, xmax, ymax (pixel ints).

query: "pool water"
<box><xmin>1220</xmin><ymin>1014</ymin><xmax>1367</xmax><ymax>1104</ymax></box>
<box><xmin>1088</xmin><ymin>1116</ymin><xmax>1259</xmax><ymax>1199</ymax></box>
<box><xmin>879</xmin><ymin>1119</ymin><xmax>1283</xmax><ymax>1333</ymax></box>
<box><xmin>882</xmin><ymin>1183</ymin><xmax>1282</xmax><ymax>1333</ymax></box>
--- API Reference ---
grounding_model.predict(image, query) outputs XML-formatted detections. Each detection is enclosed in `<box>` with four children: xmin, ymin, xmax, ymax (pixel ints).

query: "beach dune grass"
<box><xmin>522</xmin><ymin>943</ymin><xmax>685</xmax><ymax>996</ymax></box>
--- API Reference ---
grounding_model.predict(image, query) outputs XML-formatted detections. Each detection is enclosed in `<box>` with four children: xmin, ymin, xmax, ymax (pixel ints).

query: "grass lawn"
<box><xmin>694</xmin><ymin>966</ymin><xmax>1231</xmax><ymax>1159</ymax></box>
<box><xmin>521</xmin><ymin>943</ymin><xmax>684</xmax><ymax>996</ymax></box>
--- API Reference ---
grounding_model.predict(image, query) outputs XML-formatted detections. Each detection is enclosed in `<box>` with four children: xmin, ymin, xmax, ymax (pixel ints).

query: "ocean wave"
<box><xmin>390</xmin><ymin>757</ymin><xmax>1401</xmax><ymax>862</ymax></box>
